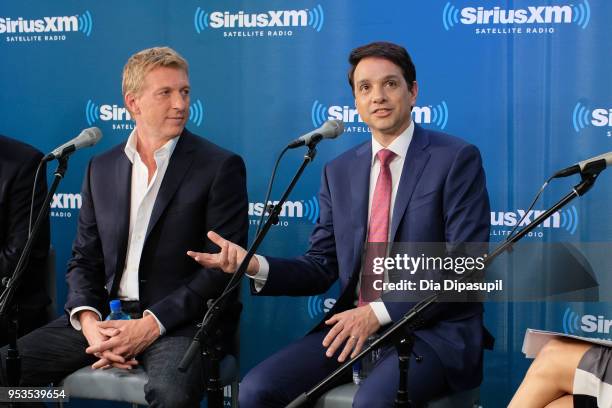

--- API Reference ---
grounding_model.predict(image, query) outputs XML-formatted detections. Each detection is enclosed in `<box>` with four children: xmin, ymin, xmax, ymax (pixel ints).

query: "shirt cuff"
<box><xmin>70</xmin><ymin>306</ymin><xmax>102</xmax><ymax>330</ymax></box>
<box><xmin>143</xmin><ymin>309</ymin><xmax>166</xmax><ymax>336</ymax></box>
<box><xmin>369</xmin><ymin>301</ymin><xmax>392</xmax><ymax>326</ymax></box>
<box><xmin>245</xmin><ymin>255</ymin><xmax>269</xmax><ymax>292</ymax></box>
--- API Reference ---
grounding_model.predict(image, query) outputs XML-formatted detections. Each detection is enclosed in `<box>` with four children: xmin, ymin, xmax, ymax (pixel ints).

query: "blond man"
<box><xmin>0</xmin><ymin>47</ymin><xmax>248</xmax><ymax>407</ymax></box>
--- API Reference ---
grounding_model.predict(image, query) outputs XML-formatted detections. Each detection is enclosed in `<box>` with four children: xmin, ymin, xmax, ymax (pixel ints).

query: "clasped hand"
<box><xmin>82</xmin><ymin>313</ymin><xmax>159</xmax><ymax>370</ymax></box>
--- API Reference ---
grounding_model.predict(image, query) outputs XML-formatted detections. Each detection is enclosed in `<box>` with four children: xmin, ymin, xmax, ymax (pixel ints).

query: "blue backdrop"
<box><xmin>1</xmin><ymin>1</ymin><xmax>611</xmax><ymax>406</ymax></box>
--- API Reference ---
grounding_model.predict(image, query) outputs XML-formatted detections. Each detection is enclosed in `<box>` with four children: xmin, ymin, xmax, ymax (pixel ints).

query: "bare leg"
<box><xmin>545</xmin><ymin>395</ymin><xmax>574</xmax><ymax>408</ymax></box>
<box><xmin>509</xmin><ymin>338</ymin><xmax>591</xmax><ymax>408</ymax></box>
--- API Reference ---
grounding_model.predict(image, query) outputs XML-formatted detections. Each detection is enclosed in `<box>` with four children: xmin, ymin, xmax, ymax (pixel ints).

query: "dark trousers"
<box><xmin>239</xmin><ymin>329</ymin><xmax>451</xmax><ymax>408</ymax></box>
<box><xmin>0</xmin><ymin>307</ymin><xmax>49</xmax><ymax>347</ymax></box>
<box><xmin>0</xmin><ymin>317</ymin><xmax>205</xmax><ymax>408</ymax></box>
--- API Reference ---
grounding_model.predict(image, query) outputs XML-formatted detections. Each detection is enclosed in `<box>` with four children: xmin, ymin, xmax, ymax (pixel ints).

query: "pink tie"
<box><xmin>359</xmin><ymin>149</ymin><xmax>396</xmax><ymax>305</ymax></box>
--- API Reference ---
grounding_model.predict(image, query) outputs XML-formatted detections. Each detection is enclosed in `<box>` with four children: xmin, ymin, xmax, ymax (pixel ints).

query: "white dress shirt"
<box><xmin>70</xmin><ymin>129</ymin><xmax>179</xmax><ymax>334</ymax></box>
<box><xmin>250</xmin><ymin>122</ymin><xmax>415</xmax><ymax>326</ymax></box>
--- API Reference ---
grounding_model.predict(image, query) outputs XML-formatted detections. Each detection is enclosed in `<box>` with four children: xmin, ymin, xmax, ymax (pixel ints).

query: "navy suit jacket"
<box><xmin>64</xmin><ymin>129</ymin><xmax>248</xmax><ymax>338</ymax></box>
<box><xmin>258</xmin><ymin>124</ymin><xmax>491</xmax><ymax>391</ymax></box>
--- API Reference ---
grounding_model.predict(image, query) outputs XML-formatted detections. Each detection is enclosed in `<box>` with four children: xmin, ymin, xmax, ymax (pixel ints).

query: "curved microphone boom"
<box><xmin>287</xmin><ymin>120</ymin><xmax>344</xmax><ymax>149</ymax></box>
<box><xmin>553</xmin><ymin>151</ymin><xmax>612</xmax><ymax>178</ymax></box>
<box><xmin>43</xmin><ymin>127</ymin><xmax>103</xmax><ymax>162</ymax></box>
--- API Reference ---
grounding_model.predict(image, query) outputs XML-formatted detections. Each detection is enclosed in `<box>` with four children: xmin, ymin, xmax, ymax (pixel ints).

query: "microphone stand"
<box><xmin>179</xmin><ymin>143</ymin><xmax>319</xmax><ymax>408</ymax></box>
<box><xmin>287</xmin><ymin>169</ymin><xmax>604</xmax><ymax>408</ymax></box>
<box><xmin>0</xmin><ymin>156</ymin><xmax>68</xmax><ymax>388</ymax></box>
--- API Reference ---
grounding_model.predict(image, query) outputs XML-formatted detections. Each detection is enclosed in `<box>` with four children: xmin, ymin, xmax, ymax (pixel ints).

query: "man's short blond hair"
<box><xmin>122</xmin><ymin>46</ymin><xmax>189</xmax><ymax>97</ymax></box>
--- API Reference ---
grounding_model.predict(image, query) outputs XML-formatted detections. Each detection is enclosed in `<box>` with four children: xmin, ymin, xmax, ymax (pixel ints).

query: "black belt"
<box><xmin>118</xmin><ymin>300</ymin><xmax>143</xmax><ymax>319</ymax></box>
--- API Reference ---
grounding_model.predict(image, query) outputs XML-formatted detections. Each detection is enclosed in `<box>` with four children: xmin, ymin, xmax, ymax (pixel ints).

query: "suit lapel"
<box><xmin>390</xmin><ymin>124</ymin><xmax>431</xmax><ymax>240</ymax></box>
<box><xmin>111</xmin><ymin>150</ymin><xmax>132</xmax><ymax>295</ymax></box>
<box><xmin>144</xmin><ymin>130</ymin><xmax>195</xmax><ymax>241</ymax></box>
<box><xmin>349</xmin><ymin>142</ymin><xmax>371</xmax><ymax>277</ymax></box>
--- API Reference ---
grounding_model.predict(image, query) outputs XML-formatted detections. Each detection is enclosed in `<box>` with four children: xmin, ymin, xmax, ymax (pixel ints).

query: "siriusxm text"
<box><xmin>0</xmin><ymin>16</ymin><xmax>78</xmax><ymax>33</ymax></box>
<box><xmin>460</xmin><ymin>6</ymin><xmax>572</xmax><ymax>25</ymax></box>
<box><xmin>249</xmin><ymin>201</ymin><xmax>303</xmax><ymax>218</ymax></box>
<box><xmin>591</xmin><ymin>109</ymin><xmax>612</xmax><ymax>126</ymax></box>
<box><xmin>581</xmin><ymin>315</ymin><xmax>612</xmax><ymax>334</ymax></box>
<box><xmin>491</xmin><ymin>210</ymin><xmax>560</xmax><ymax>228</ymax></box>
<box><xmin>209</xmin><ymin>10</ymin><xmax>307</xmax><ymax>28</ymax></box>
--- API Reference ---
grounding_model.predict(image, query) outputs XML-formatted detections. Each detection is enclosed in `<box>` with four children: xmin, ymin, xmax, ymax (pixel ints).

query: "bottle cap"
<box><xmin>109</xmin><ymin>299</ymin><xmax>122</xmax><ymax>313</ymax></box>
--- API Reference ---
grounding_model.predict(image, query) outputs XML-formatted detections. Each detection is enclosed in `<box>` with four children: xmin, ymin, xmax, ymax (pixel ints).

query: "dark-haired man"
<box><xmin>189</xmin><ymin>41</ymin><xmax>491</xmax><ymax>407</ymax></box>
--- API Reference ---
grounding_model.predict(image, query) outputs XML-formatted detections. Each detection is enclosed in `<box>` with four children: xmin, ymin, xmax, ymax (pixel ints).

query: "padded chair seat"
<box><xmin>314</xmin><ymin>383</ymin><xmax>479</xmax><ymax>408</ymax></box>
<box><xmin>61</xmin><ymin>354</ymin><xmax>237</xmax><ymax>405</ymax></box>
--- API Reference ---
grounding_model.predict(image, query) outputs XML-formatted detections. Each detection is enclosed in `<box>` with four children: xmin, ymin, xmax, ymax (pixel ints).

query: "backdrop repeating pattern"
<box><xmin>1</xmin><ymin>1</ymin><xmax>610</xmax><ymax>405</ymax></box>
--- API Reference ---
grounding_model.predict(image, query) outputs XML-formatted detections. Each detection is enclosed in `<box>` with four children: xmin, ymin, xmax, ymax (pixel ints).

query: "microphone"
<box><xmin>43</xmin><ymin>127</ymin><xmax>103</xmax><ymax>161</ymax></box>
<box><xmin>287</xmin><ymin>120</ymin><xmax>344</xmax><ymax>149</ymax></box>
<box><xmin>553</xmin><ymin>151</ymin><xmax>612</xmax><ymax>178</ymax></box>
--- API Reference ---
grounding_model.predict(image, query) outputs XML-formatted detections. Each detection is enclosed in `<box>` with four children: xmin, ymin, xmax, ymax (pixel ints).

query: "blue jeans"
<box><xmin>0</xmin><ymin>317</ymin><xmax>205</xmax><ymax>407</ymax></box>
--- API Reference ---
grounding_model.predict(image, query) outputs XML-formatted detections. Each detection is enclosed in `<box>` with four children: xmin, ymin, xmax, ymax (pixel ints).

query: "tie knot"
<box><xmin>376</xmin><ymin>149</ymin><xmax>396</xmax><ymax>167</ymax></box>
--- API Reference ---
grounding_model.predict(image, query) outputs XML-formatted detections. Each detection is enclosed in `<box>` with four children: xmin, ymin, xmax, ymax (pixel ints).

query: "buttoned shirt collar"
<box><xmin>370</xmin><ymin>121</ymin><xmax>414</xmax><ymax>166</ymax></box>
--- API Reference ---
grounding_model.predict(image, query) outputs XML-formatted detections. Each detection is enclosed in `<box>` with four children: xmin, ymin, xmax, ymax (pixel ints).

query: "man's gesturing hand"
<box><xmin>322</xmin><ymin>305</ymin><xmax>381</xmax><ymax>362</ymax></box>
<box><xmin>187</xmin><ymin>231</ymin><xmax>259</xmax><ymax>276</ymax></box>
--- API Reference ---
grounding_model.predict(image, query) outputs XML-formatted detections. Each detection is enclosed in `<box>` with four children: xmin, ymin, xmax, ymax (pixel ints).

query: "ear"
<box><xmin>124</xmin><ymin>92</ymin><xmax>139</xmax><ymax>116</ymax></box>
<box><xmin>409</xmin><ymin>81</ymin><xmax>419</xmax><ymax>106</ymax></box>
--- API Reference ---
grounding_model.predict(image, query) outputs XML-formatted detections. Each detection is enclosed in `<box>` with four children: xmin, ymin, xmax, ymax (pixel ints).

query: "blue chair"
<box><xmin>59</xmin><ymin>311</ymin><xmax>240</xmax><ymax>407</ymax></box>
<box><xmin>314</xmin><ymin>383</ymin><xmax>480</xmax><ymax>408</ymax></box>
<box><xmin>60</xmin><ymin>356</ymin><xmax>238</xmax><ymax>407</ymax></box>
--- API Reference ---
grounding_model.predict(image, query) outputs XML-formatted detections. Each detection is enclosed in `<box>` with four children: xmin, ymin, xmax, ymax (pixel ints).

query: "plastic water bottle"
<box><xmin>352</xmin><ymin>335</ymin><xmax>382</xmax><ymax>385</ymax></box>
<box><xmin>105</xmin><ymin>299</ymin><xmax>131</xmax><ymax>320</ymax></box>
<box><xmin>352</xmin><ymin>359</ymin><xmax>363</xmax><ymax>385</ymax></box>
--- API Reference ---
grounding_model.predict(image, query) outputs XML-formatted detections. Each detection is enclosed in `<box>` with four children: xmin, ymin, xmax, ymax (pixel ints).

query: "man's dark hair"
<box><xmin>348</xmin><ymin>41</ymin><xmax>416</xmax><ymax>95</ymax></box>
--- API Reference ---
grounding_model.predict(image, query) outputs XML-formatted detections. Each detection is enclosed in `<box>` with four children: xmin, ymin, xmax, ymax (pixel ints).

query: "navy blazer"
<box><xmin>258</xmin><ymin>124</ymin><xmax>491</xmax><ymax>391</ymax></box>
<box><xmin>64</xmin><ymin>129</ymin><xmax>248</xmax><ymax>337</ymax></box>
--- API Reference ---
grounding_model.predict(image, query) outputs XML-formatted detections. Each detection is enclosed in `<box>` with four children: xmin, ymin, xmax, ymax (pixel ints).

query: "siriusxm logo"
<box><xmin>572</xmin><ymin>101</ymin><xmax>612</xmax><ymax>135</ymax></box>
<box><xmin>194</xmin><ymin>5</ymin><xmax>324</xmax><ymax>37</ymax></box>
<box><xmin>86</xmin><ymin>100</ymin><xmax>131</xmax><ymax>125</ymax></box>
<box><xmin>195</xmin><ymin>5</ymin><xmax>323</xmax><ymax>31</ymax></box>
<box><xmin>248</xmin><ymin>196</ymin><xmax>320</xmax><ymax>225</ymax></box>
<box><xmin>51</xmin><ymin>193</ymin><xmax>82</xmax><ymax>209</ymax></box>
<box><xmin>85</xmin><ymin>99</ymin><xmax>204</xmax><ymax>128</ymax></box>
<box><xmin>563</xmin><ymin>308</ymin><xmax>612</xmax><ymax>335</ymax></box>
<box><xmin>0</xmin><ymin>11</ymin><xmax>93</xmax><ymax>36</ymax></box>
<box><xmin>306</xmin><ymin>295</ymin><xmax>336</xmax><ymax>319</ymax></box>
<box><xmin>491</xmin><ymin>205</ymin><xmax>579</xmax><ymax>235</ymax></box>
<box><xmin>50</xmin><ymin>193</ymin><xmax>81</xmax><ymax>218</ymax></box>
<box><xmin>443</xmin><ymin>1</ymin><xmax>590</xmax><ymax>34</ymax></box>
<box><xmin>311</xmin><ymin>100</ymin><xmax>449</xmax><ymax>131</ymax></box>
